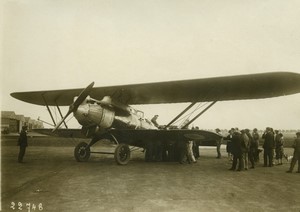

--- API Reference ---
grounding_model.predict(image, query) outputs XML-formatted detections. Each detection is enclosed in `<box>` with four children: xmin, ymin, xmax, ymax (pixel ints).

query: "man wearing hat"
<box><xmin>18</xmin><ymin>126</ymin><xmax>28</xmax><ymax>163</ymax></box>
<box><xmin>262</xmin><ymin>127</ymin><xmax>275</xmax><ymax>167</ymax></box>
<box><xmin>286</xmin><ymin>132</ymin><xmax>300</xmax><ymax>173</ymax></box>
<box><xmin>252</xmin><ymin>128</ymin><xmax>260</xmax><ymax>163</ymax></box>
<box><xmin>215</xmin><ymin>128</ymin><xmax>223</xmax><ymax>159</ymax></box>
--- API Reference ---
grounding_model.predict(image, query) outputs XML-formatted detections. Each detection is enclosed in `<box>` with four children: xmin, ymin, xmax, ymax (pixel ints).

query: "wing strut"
<box><xmin>42</xmin><ymin>94</ymin><xmax>56</xmax><ymax>126</ymax></box>
<box><xmin>181</xmin><ymin>101</ymin><xmax>217</xmax><ymax>129</ymax></box>
<box><xmin>164</xmin><ymin>102</ymin><xmax>197</xmax><ymax>129</ymax></box>
<box><xmin>56</xmin><ymin>102</ymin><xmax>68</xmax><ymax>129</ymax></box>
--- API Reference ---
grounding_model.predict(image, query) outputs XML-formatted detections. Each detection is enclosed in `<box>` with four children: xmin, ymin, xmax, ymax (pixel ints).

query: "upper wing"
<box><xmin>11</xmin><ymin>72</ymin><xmax>300</xmax><ymax>106</ymax></box>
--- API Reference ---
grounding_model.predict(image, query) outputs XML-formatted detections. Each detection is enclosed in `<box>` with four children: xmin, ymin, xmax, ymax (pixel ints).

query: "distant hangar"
<box><xmin>1</xmin><ymin>111</ymin><xmax>43</xmax><ymax>134</ymax></box>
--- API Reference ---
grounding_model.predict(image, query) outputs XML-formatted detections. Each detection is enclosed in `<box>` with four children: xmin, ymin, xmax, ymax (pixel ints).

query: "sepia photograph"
<box><xmin>1</xmin><ymin>1</ymin><xmax>300</xmax><ymax>211</ymax></box>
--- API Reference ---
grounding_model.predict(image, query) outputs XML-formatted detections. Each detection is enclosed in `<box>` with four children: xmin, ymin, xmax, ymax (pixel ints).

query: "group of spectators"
<box><xmin>146</xmin><ymin>115</ymin><xmax>300</xmax><ymax>173</ymax></box>
<box><xmin>226</xmin><ymin>128</ymin><xmax>260</xmax><ymax>171</ymax></box>
<box><xmin>225</xmin><ymin>127</ymin><xmax>300</xmax><ymax>173</ymax></box>
<box><xmin>144</xmin><ymin>125</ymin><xmax>300</xmax><ymax>174</ymax></box>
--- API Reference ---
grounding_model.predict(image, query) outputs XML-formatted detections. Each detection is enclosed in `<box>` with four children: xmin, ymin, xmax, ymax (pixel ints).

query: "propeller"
<box><xmin>52</xmin><ymin>82</ymin><xmax>95</xmax><ymax>132</ymax></box>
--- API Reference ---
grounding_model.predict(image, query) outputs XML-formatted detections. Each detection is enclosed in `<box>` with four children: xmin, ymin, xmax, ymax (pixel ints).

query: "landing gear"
<box><xmin>73</xmin><ymin>138</ymin><xmax>131</xmax><ymax>165</ymax></box>
<box><xmin>114</xmin><ymin>144</ymin><xmax>131</xmax><ymax>165</ymax></box>
<box><xmin>74</xmin><ymin>142</ymin><xmax>91</xmax><ymax>162</ymax></box>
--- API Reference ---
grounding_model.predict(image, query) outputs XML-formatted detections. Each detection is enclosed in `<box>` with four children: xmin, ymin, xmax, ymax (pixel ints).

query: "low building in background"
<box><xmin>1</xmin><ymin>111</ymin><xmax>43</xmax><ymax>134</ymax></box>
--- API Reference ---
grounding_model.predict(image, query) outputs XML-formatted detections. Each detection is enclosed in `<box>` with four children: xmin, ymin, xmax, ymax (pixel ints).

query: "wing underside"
<box><xmin>11</xmin><ymin>72</ymin><xmax>300</xmax><ymax>106</ymax></box>
<box><xmin>107</xmin><ymin>129</ymin><xmax>222</xmax><ymax>148</ymax></box>
<box><xmin>32</xmin><ymin>128</ymin><xmax>221</xmax><ymax>147</ymax></box>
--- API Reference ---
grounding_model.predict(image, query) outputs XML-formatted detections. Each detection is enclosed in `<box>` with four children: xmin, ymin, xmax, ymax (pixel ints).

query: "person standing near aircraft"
<box><xmin>247</xmin><ymin>129</ymin><xmax>256</xmax><ymax>169</ymax></box>
<box><xmin>241</xmin><ymin>130</ymin><xmax>249</xmax><ymax>170</ymax></box>
<box><xmin>178</xmin><ymin>141</ymin><xmax>188</xmax><ymax>164</ymax></box>
<box><xmin>192</xmin><ymin>126</ymin><xmax>200</xmax><ymax>159</ymax></box>
<box><xmin>275</xmin><ymin>132</ymin><xmax>284</xmax><ymax>165</ymax></box>
<box><xmin>252</xmin><ymin>128</ymin><xmax>260</xmax><ymax>163</ymax></box>
<box><xmin>192</xmin><ymin>140</ymin><xmax>200</xmax><ymax>159</ymax></box>
<box><xmin>178</xmin><ymin>119</ymin><xmax>195</xmax><ymax>164</ymax></box>
<box><xmin>18</xmin><ymin>126</ymin><xmax>28</xmax><ymax>163</ymax></box>
<box><xmin>225</xmin><ymin>128</ymin><xmax>234</xmax><ymax>161</ymax></box>
<box><xmin>145</xmin><ymin>142</ymin><xmax>154</xmax><ymax>162</ymax></box>
<box><xmin>270</xmin><ymin>128</ymin><xmax>276</xmax><ymax>166</ymax></box>
<box><xmin>286</xmin><ymin>132</ymin><xmax>300</xmax><ymax>173</ymax></box>
<box><xmin>274</xmin><ymin>130</ymin><xmax>280</xmax><ymax>163</ymax></box>
<box><xmin>262</xmin><ymin>127</ymin><xmax>275</xmax><ymax>167</ymax></box>
<box><xmin>229</xmin><ymin>129</ymin><xmax>243</xmax><ymax>171</ymax></box>
<box><xmin>215</xmin><ymin>128</ymin><xmax>223</xmax><ymax>159</ymax></box>
<box><xmin>145</xmin><ymin>115</ymin><xmax>160</xmax><ymax>162</ymax></box>
<box><xmin>186</xmin><ymin>140</ymin><xmax>197</xmax><ymax>163</ymax></box>
<box><xmin>153</xmin><ymin>140</ymin><xmax>163</xmax><ymax>162</ymax></box>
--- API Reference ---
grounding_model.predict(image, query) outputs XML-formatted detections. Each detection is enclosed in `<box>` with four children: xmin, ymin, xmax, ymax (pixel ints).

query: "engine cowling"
<box><xmin>74</xmin><ymin>104</ymin><xmax>115</xmax><ymax>129</ymax></box>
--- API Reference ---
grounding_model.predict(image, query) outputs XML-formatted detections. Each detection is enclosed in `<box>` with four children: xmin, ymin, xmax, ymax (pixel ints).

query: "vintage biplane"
<box><xmin>11</xmin><ymin>72</ymin><xmax>300</xmax><ymax>165</ymax></box>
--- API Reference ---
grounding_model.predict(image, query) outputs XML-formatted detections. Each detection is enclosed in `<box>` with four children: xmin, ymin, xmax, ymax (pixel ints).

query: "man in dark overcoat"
<box><xmin>262</xmin><ymin>127</ymin><xmax>275</xmax><ymax>167</ymax></box>
<box><xmin>286</xmin><ymin>132</ymin><xmax>300</xmax><ymax>173</ymax></box>
<box><xmin>18</xmin><ymin>126</ymin><xmax>28</xmax><ymax>163</ymax></box>
<box><xmin>229</xmin><ymin>130</ymin><xmax>243</xmax><ymax>171</ymax></box>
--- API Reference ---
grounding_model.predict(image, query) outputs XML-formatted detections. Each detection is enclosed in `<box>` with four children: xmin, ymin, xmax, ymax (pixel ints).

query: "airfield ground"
<box><xmin>1</xmin><ymin>136</ymin><xmax>300</xmax><ymax>212</ymax></box>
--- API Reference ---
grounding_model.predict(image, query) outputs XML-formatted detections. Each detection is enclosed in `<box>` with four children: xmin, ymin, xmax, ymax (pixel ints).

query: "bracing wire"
<box><xmin>173</xmin><ymin>102</ymin><xmax>210</xmax><ymax>127</ymax></box>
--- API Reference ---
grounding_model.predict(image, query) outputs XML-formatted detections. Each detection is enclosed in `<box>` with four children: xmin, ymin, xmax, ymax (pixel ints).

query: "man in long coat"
<box><xmin>286</xmin><ymin>132</ymin><xmax>300</xmax><ymax>173</ymax></box>
<box><xmin>229</xmin><ymin>130</ymin><xmax>243</xmax><ymax>171</ymax></box>
<box><xmin>262</xmin><ymin>127</ymin><xmax>275</xmax><ymax>167</ymax></box>
<box><xmin>18</xmin><ymin>126</ymin><xmax>28</xmax><ymax>163</ymax></box>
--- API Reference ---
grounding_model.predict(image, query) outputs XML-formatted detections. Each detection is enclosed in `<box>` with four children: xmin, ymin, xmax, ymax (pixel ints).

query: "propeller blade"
<box><xmin>73</xmin><ymin>82</ymin><xmax>95</xmax><ymax>110</ymax></box>
<box><xmin>52</xmin><ymin>82</ymin><xmax>95</xmax><ymax>132</ymax></box>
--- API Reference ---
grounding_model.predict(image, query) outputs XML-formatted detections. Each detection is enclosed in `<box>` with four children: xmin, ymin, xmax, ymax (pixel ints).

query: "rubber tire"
<box><xmin>74</xmin><ymin>142</ymin><xmax>91</xmax><ymax>162</ymax></box>
<box><xmin>114</xmin><ymin>144</ymin><xmax>131</xmax><ymax>165</ymax></box>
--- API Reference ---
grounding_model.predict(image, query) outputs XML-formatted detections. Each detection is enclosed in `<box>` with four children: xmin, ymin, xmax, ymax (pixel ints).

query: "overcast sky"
<box><xmin>1</xmin><ymin>0</ymin><xmax>300</xmax><ymax>131</ymax></box>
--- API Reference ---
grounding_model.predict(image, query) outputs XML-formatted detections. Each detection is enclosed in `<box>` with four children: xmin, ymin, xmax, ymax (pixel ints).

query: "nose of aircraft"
<box><xmin>52</xmin><ymin>82</ymin><xmax>95</xmax><ymax>132</ymax></box>
<box><xmin>74</xmin><ymin>104</ymin><xmax>90</xmax><ymax>125</ymax></box>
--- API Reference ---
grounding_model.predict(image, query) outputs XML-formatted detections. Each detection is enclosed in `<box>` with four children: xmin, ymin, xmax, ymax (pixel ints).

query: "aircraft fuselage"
<box><xmin>73</xmin><ymin>97</ymin><xmax>157</xmax><ymax>136</ymax></box>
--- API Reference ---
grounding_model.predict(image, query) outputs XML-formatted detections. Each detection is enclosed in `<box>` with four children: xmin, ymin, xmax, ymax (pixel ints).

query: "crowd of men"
<box><xmin>226</xmin><ymin>127</ymin><xmax>300</xmax><ymax>173</ymax></box>
<box><xmin>143</xmin><ymin>124</ymin><xmax>300</xmax><ymax>174</ymax></box>
<box><xmin>227</xmin><ymin>127</ymin><xmax>270</xmax><ymax>171</ymax></box>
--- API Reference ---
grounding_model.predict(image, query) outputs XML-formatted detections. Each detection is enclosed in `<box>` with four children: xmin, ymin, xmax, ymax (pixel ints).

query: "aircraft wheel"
<box><xmin>114</xmin><ymin>144</ymin><xmax>131</xmax><ymax>165</ymax></box>
<box><xmin>74</xmin><ymin>142</ymin><xmax>90</xmax><ymax>162</ymax></box>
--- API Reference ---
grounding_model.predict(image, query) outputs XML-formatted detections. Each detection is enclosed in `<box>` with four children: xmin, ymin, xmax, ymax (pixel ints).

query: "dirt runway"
<box><xmin>1</xmin><ymin>137</ymin><xmax>300</xmax><ymax>212</ymax></box>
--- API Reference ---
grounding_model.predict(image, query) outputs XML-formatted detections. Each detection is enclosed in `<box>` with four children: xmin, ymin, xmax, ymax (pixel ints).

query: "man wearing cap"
<box><xmin>286</xmin><ymin>132</ymin><xmax>300</xmax><ymax>173</ymax></box>
<box><xmin>18</xmin><ymin>126</ymin><xmax>28</xmax><ymax>163</ymax></box>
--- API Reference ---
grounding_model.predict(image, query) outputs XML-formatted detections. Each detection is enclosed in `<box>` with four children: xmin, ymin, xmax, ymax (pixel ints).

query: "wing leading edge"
<box><xmin>11</xmin><ymin>72</ymin><xmax>300</xmax><ymax>106</ymax></box>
